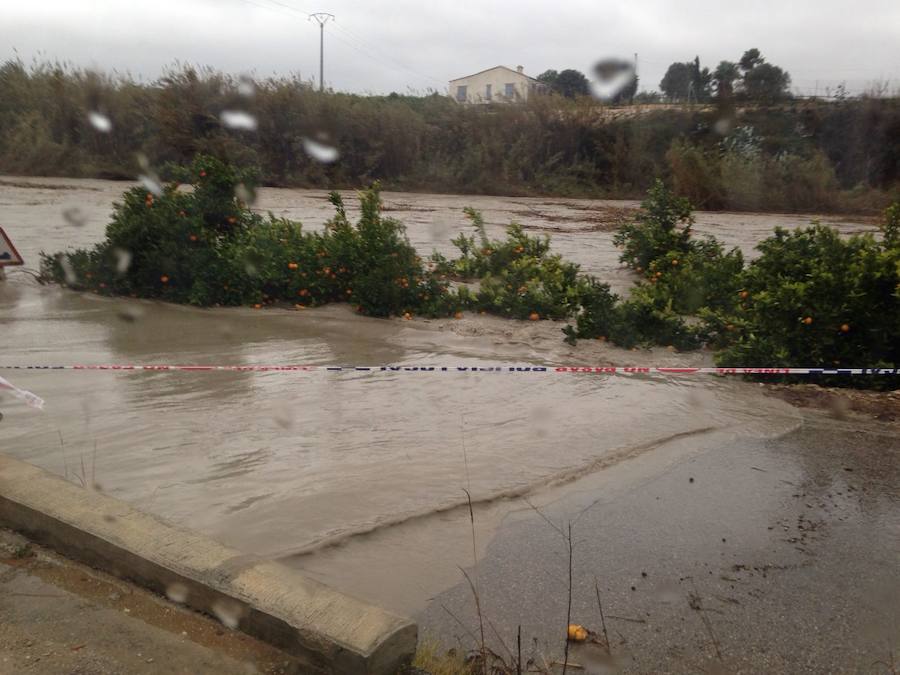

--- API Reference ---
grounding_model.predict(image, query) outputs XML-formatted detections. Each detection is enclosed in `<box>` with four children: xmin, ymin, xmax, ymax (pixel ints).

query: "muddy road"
<box><xmin>1</xmin><ymin>176</ymin><xmax>896</xmax><ymax>667</ymax></box>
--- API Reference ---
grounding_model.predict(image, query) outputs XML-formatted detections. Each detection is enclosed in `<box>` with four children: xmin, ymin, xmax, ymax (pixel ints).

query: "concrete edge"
<box><xmin>0</xmin><ymin>454</ymin><xmax>417</xmax><ymax>674</ymax></box>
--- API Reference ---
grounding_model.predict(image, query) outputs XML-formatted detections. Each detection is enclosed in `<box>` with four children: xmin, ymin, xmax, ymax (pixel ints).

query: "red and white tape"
<box><xmin>0</xmin><ymin>364</ymin><xmax>897</xmax><ymax>375</ymax></box>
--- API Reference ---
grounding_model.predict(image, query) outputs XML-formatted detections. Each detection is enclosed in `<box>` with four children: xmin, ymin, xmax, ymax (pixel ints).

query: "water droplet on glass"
<box><xmin>237</xmin><ymin>76</ymin><xmax>255</xmax><ymax>97</ymax></box>
<box><xmin>302</xmin><ymin>137</ymin><xmax>339</xmax><ymax>164</ymax></box>
<box><xmin>116</xmin><ymin>306</ymin><xmax>144</xmax><ymax>323</ymax></box>
<box><xmin>211</xmin><ymin>599</ymin><xmax>244</xmax><ymax>629</ymax></box>
<box><xmin>272</xmin><ymin>401</ymin><xmax>294</xmax><ymax>429</ymax></box>
<box><xmin>166</xmin><ymin>582</ymin><xmax>189</xmax><ymax>604</ymax></box>
<box><xmin>88</xmin><ymin>111</ymin><xmax>112</xmax><ymax>133</ymax></box>
<box><xmin>221</xmin><ymin>110</ymin><xmax>258</xmax><ymax>131</ymax></box>
<box><xmin>139</xmin><ymin>175</ymin><xmax>162</xmax><ymax>196</ymax></box>
<box><xmin>714</xmin><ymin>118</ymin><xmax>733</xmax><ymax>135</ymax></box>
<box><xmin>591</xmin><ymin>59</ymin><xmax>636</xmax><ymax>101</ymax></box>
<box><xmin>62</xmin><ymin>207</ymin><xmax>88</xmax><ymax>228</ymax></box>
<box><xmin>113</xmin><ymin>248</ymin><xmax>132</xmax><ymax>274</ymax></box>
<box><xmin>136</xmin><ymin>153</ymin><xmax>150</xmax><ymax>172</ymax></box>
<box><xmin>654</xmin><ymin>580</ymin><xmax>681</xmax><ymax>604</ymax></box>
<box><xmin>235</xmin><ymin>182</ymin><xmax>256</xmax><ymax>205</ymax></box>
<box><xmin>59</xmin><ymin>255</ymin><xmax>77</xmax><ymax>285</ymax></box>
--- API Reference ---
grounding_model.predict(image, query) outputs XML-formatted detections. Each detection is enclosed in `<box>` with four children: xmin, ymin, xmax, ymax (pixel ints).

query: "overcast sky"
<box><xmin>1</xmin><ymin>0</ymin><xmax>898</xmax><ymax>97</ymax></box>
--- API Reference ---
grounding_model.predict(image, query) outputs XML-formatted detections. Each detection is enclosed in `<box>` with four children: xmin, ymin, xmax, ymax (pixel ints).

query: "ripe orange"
<box><xmin>189</xmin><ymin>234</ymin><xmax>197</xmax><ymax>242</ymax></box>
<box><xmin>803</xmin><ymin>317</ymin><xmax>813</xmax><ymax>325</ymax></box>
<box><xmin>199</xmin><ymin>170</ymin><xmax>206</xmax><ymax>177</ymax></box>
<box><xmin>288</xmin><ymin>262</ymin><xmax>298</xmax><ymax>270</ymax></box>
<box><xmin>739</xmin><ymin>290</ymin><xmax>749</xmax><ymax>299</ymax></box>
<box><xmin>671</xmin><ymin>259</ymin><xmax>678</xmax><ymax>266</ymax></box>
<box><xmin>840</xmin><ymin>323</ymin><xmax>850</xmax><ymax>332</ymax></box>
<box><xmin>403</xmin><ymin>312</ymin><xmax>412</xmax><ymax>320</ymax></box>
<box><xmin>160</xmin><ymin>275</ymin><xmax>169</xmax><ymax>283</ymax></box>
<box><xmin>528</xmin><ymin>312</ymin><xmax>540</xmax><ymax>321</ymax></box>
<box><xmin>567</xmin><ymin>624</ymin><xmax>588</xmax><ymax>642</ymax></box>
<box><xmin>454</xmin><ymin>311</ymin><xmax>463</xmax><ymax>319</ymax></box>
<box><xmin>253</xmin><ymin>304</ymin><xmax>262</xmax><ymax>309</ymax></box>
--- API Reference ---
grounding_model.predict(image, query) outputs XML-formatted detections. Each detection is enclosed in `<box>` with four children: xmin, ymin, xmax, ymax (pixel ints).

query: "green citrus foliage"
<box><xmin>709</xmin><ymin>224</ymin><xmax>900</xmax><ymax>377</ymax></box>
<box><xmin>40</xmin><ymin>155</ymin><xmax>453</xmax><ymax>318</ymax></box>
<box><xmin>573</xmin><ymin>180</ymin><xmax>899</xmax><ymax>386</ymax></box>
<box><xmin>40</xmin><ymin>157</ymin><xmax>899</xmax><ymax>387</ymax></box>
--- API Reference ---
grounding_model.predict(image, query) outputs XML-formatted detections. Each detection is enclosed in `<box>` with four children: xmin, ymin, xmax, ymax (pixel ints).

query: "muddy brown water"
<box><xmin>0</xmin><ymin>176</ymin><xmax>879</xmax><ymax>614</ymax></box>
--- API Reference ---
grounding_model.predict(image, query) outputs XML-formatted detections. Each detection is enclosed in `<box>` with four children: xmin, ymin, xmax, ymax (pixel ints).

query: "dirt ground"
<box><xmin>764</xmin><ymin>382</ymin><xmax>900</xmax><ymax>424</ymax></box>
<box><xmin>0</xmin><ymin>529</ymin><xmax>302</xmax><ymax>675</ymax></box>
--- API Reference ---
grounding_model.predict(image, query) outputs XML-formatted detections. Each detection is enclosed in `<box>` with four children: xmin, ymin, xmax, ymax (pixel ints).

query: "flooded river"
<box><xmin>0</xmin><ymin>176</ymin><xmax>880</xmax><ymax>614</ymax></box>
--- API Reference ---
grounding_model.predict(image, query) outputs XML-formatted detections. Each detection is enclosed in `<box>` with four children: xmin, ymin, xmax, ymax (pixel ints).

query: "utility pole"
<box><xmin>309</xmin><ymin>12</ymin><xmax>334</xmax><ymax>92</ymax></box>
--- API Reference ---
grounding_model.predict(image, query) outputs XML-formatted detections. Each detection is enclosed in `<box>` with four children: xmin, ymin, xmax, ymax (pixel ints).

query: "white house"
<box><xmin>448</xmin><ymin>65</ymin><xmax>542</xmax><ymax>104</ymax></box>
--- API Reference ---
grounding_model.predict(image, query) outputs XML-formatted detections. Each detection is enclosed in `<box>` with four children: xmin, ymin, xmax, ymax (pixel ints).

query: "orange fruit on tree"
<box><xmin>739</xmin><ymin>290</ymin><xmax>749</xmax><ymax>299</ymax></box>
<box><xmin>253</xmin><ymin>304</ymin><xmax>262</xmax><ymax>309</ymax></box>
<box><xmin>803</xmin><ymin>316</ymin><xmax>813</xmax><ymax>325</ymax></box>
<box><xmin>288</xmin><ymin>262</ymin><xmax>298</xmax><ymax>270</ymax></box>
<box><xmin>840</xmin><ymin>323</ymin><xmax>850</xmax><ymax>332</ymax></box>
<box><xmin>528</xmin><ymin>312</ymin><xmax>540</xmax><ymax>321</ymax></box>
<box><xmin>160</xmin><ymin>275</ymin><xmax>169</xmax><ymax>283</ymax></box>
<box><xmin>189</xmin><ymin>234</ymin><xmax>197</xmax><ymax>242</ymax></box>
<box><xmin>403</xmin><ymin>312</ymin><xmax>412</xmax><ymax>320</ymax></box>
<box><xmin>671</xmin><ymin>259</ymin><xmax>678</xmax><ymax>265</ymax></box>
<box><xmin>454</xmin><ymin>311</ymin><xmax>463</xmax><ymax>319</ymax></box>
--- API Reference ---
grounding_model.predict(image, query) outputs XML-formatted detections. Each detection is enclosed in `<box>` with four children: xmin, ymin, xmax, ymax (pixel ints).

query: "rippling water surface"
<box><xmin>0</xmin><ymin>177</ymin><xmax>872</xmax><ymax>604</ymax></box>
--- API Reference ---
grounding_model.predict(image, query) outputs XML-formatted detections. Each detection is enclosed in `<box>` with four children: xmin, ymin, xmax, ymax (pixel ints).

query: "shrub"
<box><xmin>613</xmin><ymin>179</ymin><xmax>695</xmax><ymax>271</ymax></box>
<box><xmin>40</xmin><ymin>155</ymin><xmax>453</xmax><ymax>318</ymax></box>
<box><xmin>711</xmin><ymin>219</ymin><xmax>900</xmax><ymax>383</ymax></box>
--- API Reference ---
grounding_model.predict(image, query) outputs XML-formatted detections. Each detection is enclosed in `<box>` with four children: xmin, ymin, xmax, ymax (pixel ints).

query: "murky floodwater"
<box><xmin>0</xmin><ymin>176</ymin><xmax>877</xmax><ymax>610</ymax></box>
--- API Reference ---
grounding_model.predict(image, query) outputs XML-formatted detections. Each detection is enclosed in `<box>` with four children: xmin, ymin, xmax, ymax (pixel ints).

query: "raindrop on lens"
<box><xmin>235</xmin><ymin>182</ymin><xmax>256</xmax><ymax>205</ymax></box>
<box><xmin>302</xmin><ymin>137</ymin><xmax>339</xmax><ymax>164</ymax></box>
<box><xmin>139</xmin><ymin>175</ymin><xmax>162</xmax><ymax>196</ymax></box>
<box><xmin>714</xmin><ymin>118</ymin><xmax>733</xmax><ymax>135</ymax></box>
<box><xmin>136</xmin><ymin>153</ymin><xmax>150</xmax><ymax>172</ymax></box>
<box><xmin>59</xmin><ymin>255</ymin><xmax>77</xmax><ymax>285</ymax></box>
<box><xmin>88</xmin><ymin>111</ymin><xmax>112</xmax><ymax>133</ymax></box>
<box><xmin>272</xmin><ymin>401</ymin><xmax>294</xmax><ymax>430</ymax></box>
<box><xmin>113</xmin><ymin>248</ymin><xmax>132</xmax><ymax>274</ymax></box>
<box><xmin>211</xmin><ymin>599</ymin><xmax>244</xmax><ymax>629</ymax></box>
<box><xmin>237</xmin><ymin>76</ymin><xmax>255</xmax><ymax>97</ymax></box>
<box><xmin>221</xmin><ymin>110</ymin><xmax>258</xmax><ymax>131</ymax></box>
<box><xmin>591</xmin><ymin>59</ymin><xmax>636</xmax><ymax>101</ymax></box>
<box><xmin>166</xmin><ymin>582</ymin><xmax>189</xmax><ymax>604</ymax></box>
<box><xmin>116</xmin><ymin>306</ymin><xmax>144</xmax><ymax>323</ymax></box>
<box><xmin>62</xmin><ymin>207</ymin><xmax>88</xmax><ymax>228</ymax></box>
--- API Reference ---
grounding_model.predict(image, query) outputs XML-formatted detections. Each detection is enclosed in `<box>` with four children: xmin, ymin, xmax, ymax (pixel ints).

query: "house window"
<box><xmin>504</xmin><ymin>83</ymin><xmax>515</xmax><ymax>98</ymax></box>
<box><xmin>485</xmin><ymin>84</ymin><xmax>492</xmax><ymax>101</ymax></box>
<box><xmin>456</xmin><ymin>85</ymin><xmax>467</xmax><ymax>102</ymax></box>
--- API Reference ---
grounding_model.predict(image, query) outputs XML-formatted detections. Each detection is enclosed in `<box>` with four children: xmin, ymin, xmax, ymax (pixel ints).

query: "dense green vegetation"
<box><xmin>40</xmin><ymin>157</ymin><xmax>899</xmax><ymax>387</ymax></box>
<box><xmin>2</xmin><ymin>59</ymin><xmax>898</xmax><ymax>212</ymax></box>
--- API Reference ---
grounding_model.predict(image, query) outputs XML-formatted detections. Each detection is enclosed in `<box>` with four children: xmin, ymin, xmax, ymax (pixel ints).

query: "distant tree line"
<box><xmin>0</xmin><ymin>59</ymin><xmax>897</xmax><ymax>213</ymax></box>
<box><xmin>659</xmin><ymin>48</ymin><xmax>791</xmax><ymax>103</ymax></box>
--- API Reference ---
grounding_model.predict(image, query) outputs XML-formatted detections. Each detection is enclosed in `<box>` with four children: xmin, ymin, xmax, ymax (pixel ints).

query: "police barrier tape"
<box><xmin>0</xmin><ymin>364</ymin><xmax>897</xmax><ymax>375</ymax></box>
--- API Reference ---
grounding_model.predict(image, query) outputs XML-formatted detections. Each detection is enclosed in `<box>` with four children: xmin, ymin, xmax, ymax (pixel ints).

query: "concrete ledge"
<box><xmin>0</xmin><ymin>454</ymin><xmax>416</xmax><ymax>674</ymax></box>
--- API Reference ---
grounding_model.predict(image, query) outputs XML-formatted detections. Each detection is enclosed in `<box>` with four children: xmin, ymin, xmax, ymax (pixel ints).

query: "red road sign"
<box><xmin>0</xmin><ymin>226</ymin><xmax>23</xmax><ymax>266</ymax></box>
